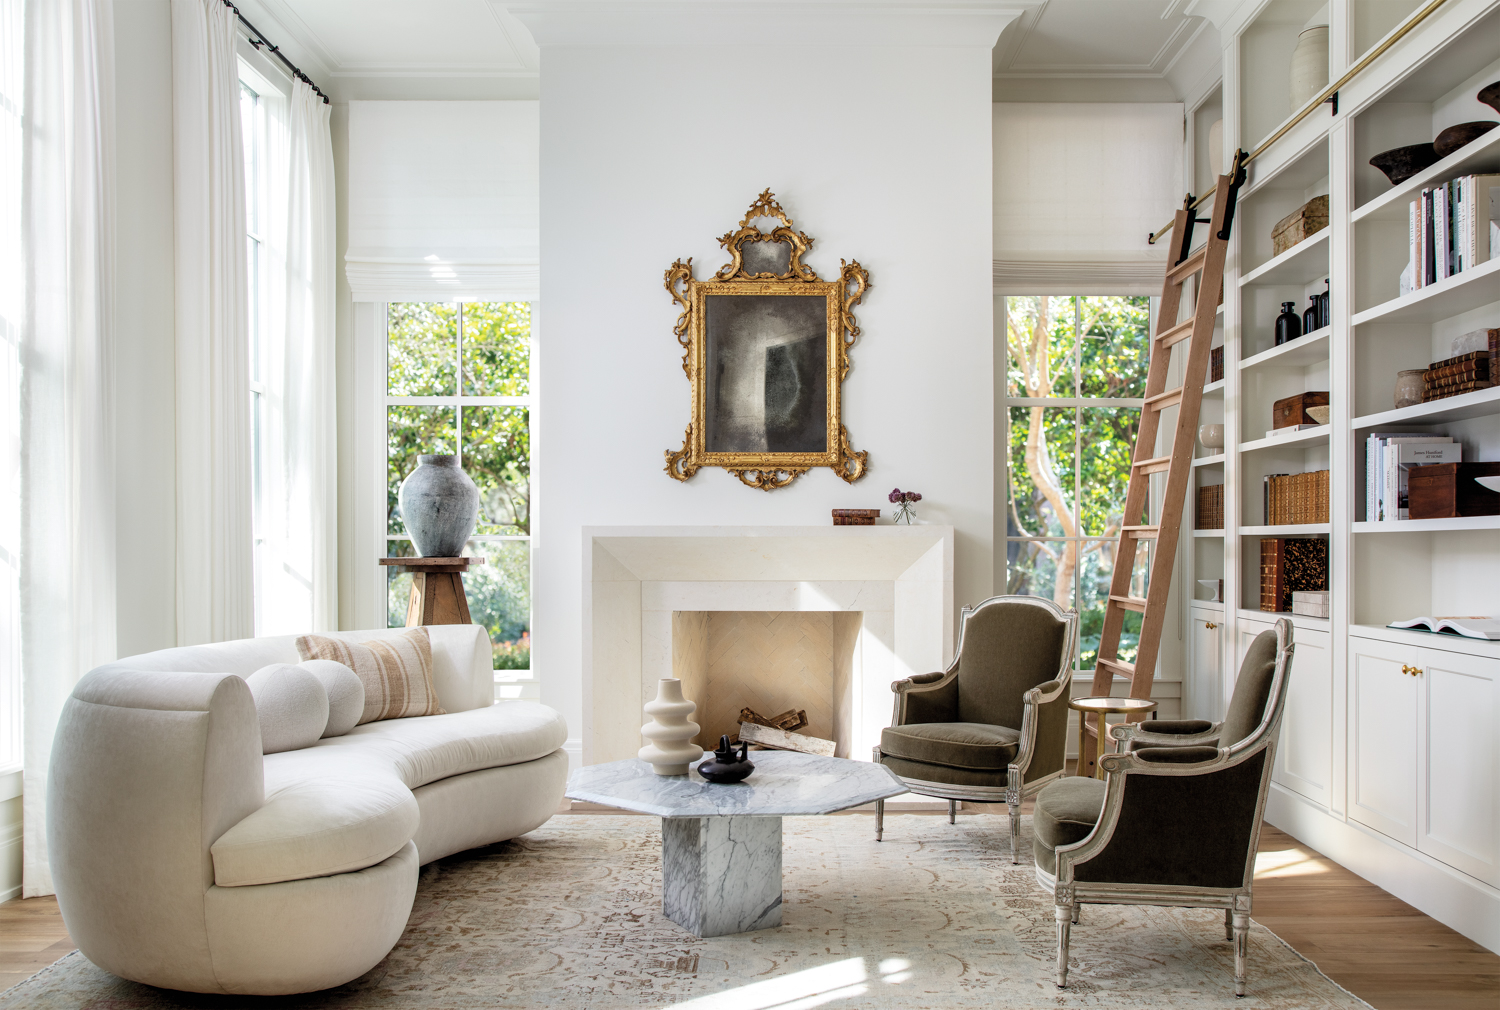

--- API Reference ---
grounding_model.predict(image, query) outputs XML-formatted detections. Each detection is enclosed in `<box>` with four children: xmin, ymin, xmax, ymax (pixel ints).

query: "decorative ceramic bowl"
<box><xmin>1197</xmin><ymin>579</ymin><xmax>1223</xmax><ymax>603</ymax></box>
<box><xmin>1306</xmin><ymin>405</ymin><xmax>1331</xmax><ymax>425</ymax></box>
<box><xmin>1434</xmin><ymin>121</ymin><xmax>1498</xmax><ymax>159</ymax></box>
<box><xmin>1198</xmin><ymin>424</ymin><xmax>1225</xmax><ymax>450</ymax></box>
<box><xmin>1475</xmin><ymin>476</ymin><xmax>1500</xmax><ymax>495</ymax></box>
<box><xmin>1369</xmin><ymin>143</ymin><xmax>1440</xmax><ymax>184</ymax></box>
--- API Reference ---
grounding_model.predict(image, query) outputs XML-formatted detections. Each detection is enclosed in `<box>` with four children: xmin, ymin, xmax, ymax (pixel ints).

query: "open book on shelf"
<box><xmin>1387</xmin><ymin>616</ymin><xmax>1500</xmax><ymax>640</ymax></box>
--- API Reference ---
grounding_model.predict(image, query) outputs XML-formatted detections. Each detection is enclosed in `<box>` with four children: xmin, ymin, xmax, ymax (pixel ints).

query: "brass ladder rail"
<box><xmin>1081</xmin><ymin>162</ymin><xmax>1243</xmax><ymax>777</ymax></box>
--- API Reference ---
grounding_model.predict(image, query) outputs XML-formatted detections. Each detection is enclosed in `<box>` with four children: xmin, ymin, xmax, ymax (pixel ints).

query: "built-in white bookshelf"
<box><xmin>1182</xmin><ymin>0</ymin><xmax>1500</xmax><ymax>954</ymax></box>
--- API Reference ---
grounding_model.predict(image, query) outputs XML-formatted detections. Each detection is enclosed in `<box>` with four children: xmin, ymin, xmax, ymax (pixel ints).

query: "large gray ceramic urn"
<box><xmin>397</xmin><ymin>454</ymin><xmax>480</xmax><ymax>558</ymax></box>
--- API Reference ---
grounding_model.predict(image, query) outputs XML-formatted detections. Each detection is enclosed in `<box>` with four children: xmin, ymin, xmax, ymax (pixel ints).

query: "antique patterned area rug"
<box><xmin>2</xmin><ymin>814</ymin><xmax>1370</xmax><ymax>1009</ymax></box>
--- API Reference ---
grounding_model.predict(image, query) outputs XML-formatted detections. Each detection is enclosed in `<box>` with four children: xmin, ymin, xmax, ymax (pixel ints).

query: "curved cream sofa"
<box><xmin>47</xmin><ymin>625</ymin><xmax>567</xmax><ymax>995</ymax></box>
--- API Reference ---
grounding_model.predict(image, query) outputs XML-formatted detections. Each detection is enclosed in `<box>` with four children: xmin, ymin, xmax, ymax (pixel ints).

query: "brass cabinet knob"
<box><xmin>1401</xmin><ymin>664</ymin><xmax>1410</xmax><ymax>674</ymax></box>
<box><xmin>1412</xmin><ymin>666</ymin><xmax>1423</xmax><ymax>676</ymax></box>
<box><xmin>1205</xmin><ymin>621</ymin><xmax>1218</xmax><ymax>629</ymax></box>
<box><xmin>1400</xmin><ymin>664</ymin><xmax>1423</xmax><ymax>676</ymax></box>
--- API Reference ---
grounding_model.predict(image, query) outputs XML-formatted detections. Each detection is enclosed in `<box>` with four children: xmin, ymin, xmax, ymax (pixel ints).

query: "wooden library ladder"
<box><xmin>1080</xmin><ymin>154</ymin><xmax>1247</xmax><ymax>777</ymax></box>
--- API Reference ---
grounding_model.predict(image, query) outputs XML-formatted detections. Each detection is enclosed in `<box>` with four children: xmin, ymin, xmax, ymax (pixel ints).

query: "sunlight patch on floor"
<box><xmin>1254</xmin><ymin>848</ymin><xmax>1327</xmax><ymax>878</ymax></box>
<box><xmin>661</xmin><ymin>956</ymin><xmax>913</xmax><ymax>1010</ymax></box>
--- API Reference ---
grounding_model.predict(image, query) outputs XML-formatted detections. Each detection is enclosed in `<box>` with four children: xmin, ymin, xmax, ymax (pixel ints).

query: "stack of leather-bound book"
<box><xmin>831</xmin><ymin>509</ymin><xmax>880</xmax><ymax>526</ymax></box>
<box><xmin>1423</xmin><ymin>328</ymin><xmax>1498</xmax><ymax>402</ymax></box>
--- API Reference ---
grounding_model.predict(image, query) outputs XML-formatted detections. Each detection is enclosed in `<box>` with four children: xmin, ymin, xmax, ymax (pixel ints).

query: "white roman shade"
<box><xmin>993</xmin><ymin>103</ymin><xmax>1182</xmax><ymax>295</ymax></box>
<box><xmin>346</xmin><ymin>100</ymin><xmax>539</xmax><ymax>302</ymax></box>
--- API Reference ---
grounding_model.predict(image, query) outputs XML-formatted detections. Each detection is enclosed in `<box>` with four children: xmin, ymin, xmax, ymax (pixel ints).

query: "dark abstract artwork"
<box><xmin>703</xmin><ymin>294</ymin><xmax>829</xmax><ymax>453</ymax></box>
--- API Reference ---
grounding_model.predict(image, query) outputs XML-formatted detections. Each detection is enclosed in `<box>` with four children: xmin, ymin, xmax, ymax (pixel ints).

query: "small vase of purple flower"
<box><xmin>888</xmin><ymin>488</ymin><xmax>922</xmax><ymax>525</ymax></box>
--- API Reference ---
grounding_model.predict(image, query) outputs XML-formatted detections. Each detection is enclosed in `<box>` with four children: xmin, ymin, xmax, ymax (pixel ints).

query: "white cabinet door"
<box><xmin>1188</xmin><ymin>609</ymin><xmax>1222</xmax><ymax>721</ymax></box>
<box><xmin>1417</xmin><ymin>646</ymin><xmax>1500</xmax><ymax>886</ymax></box>
<box><xmin>1349</xmin><ymin>637</ymin><xmax>1419</xmax><ymax>847</ymax></box>
<box><xmin>1274</xmin><ymin>625</ymin><xmax>1332</xmax><ymax>806</ymax></box>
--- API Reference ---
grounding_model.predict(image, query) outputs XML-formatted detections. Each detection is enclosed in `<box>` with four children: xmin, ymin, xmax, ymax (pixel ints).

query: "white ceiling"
<box><xmin>993</xmin><ymin>0</ymin><xmax>1208</xmax><ymax>80</ymax></box>
<box><xmin>236</xmin><ymin>0</ymin><xmax>1216</xmax><ymax>103</ymax></box>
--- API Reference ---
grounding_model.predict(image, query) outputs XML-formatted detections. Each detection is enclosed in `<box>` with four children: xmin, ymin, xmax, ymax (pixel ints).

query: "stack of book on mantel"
<box><xmin>1262</xmin><ymin>470</ymin><xmax>1330</xmax><ymax>525</ymax></box>
<box><xmin>1423</xmin><ymin>328</ymin><xmax>1499</xmax><ymax>402</ymax></box>
<box><xmin>1292</xmin><ymin>591</ymin><xmax>1331</xmax><ymax>618</ymax></box>
<box><xmin>1195</xmin><ymin>484</ymin><xmax>1224</xmax><ymax>530</ymax></box>
<box><xmin>1260</xmin><ymin>538</ymin><xmax>1327</xmax><ymax>613</ymax></box>
<box><xmin>1365</xmin><ymin>433</ymin><xmax>1459</xmax><ymax>521</ymax></box>
<box><xmin>831</xmin><ymin>509</ymin><xmax>879</xmax><ymax>526</ymax></box>
<box><xmin>1400</xmin><ymin>175</ymin><xmax>1500</xmax><ymax>295</ymax></box>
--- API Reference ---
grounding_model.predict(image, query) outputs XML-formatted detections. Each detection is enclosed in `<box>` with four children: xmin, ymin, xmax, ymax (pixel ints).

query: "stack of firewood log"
<box><xmin>734</xmin><ymin>706</ymin><xmax>836</xmax><ymax>757</ymax></box>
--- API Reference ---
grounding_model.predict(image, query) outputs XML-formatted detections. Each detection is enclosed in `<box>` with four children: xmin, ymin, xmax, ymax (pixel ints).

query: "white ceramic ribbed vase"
<box><xmin>639</xmin><ymin>678</ymin><xmax>703</xmax><ymax>776</ymax></box>
<box><xmin>1289</xmin><ymin>26</ymin><xmax>1328</xmax><ymax>111</ymax></box>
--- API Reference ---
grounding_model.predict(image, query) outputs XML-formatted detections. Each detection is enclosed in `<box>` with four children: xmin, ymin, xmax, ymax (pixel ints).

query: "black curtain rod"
<box><xmin>219</xmin><ymin>0</ymin><xmax>330</xmax><ymax>105</ymax></box>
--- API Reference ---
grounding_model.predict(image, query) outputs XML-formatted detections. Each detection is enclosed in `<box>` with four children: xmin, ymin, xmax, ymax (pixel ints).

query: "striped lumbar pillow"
<box><xmin>295</xmin><ymin>627</ymin><xmax>444</xmax><ymax>724</ymax></box>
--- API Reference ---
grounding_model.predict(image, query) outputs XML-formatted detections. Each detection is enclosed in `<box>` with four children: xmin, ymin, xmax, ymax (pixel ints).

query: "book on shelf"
<box><xmin>1366</xmin><ymin>433</ymin><xmax>1454</xmax><ymax>521</ymax></box>
<box><xmin>1260</xmin><ymin>537</ymin><xmax>1327</xmax><ymax>613</ymax></box>
<box><xmin>1423</xmin><ymin>329</ymin><xmax>1500</xmax><ymax>402</ymax></box>
<box><xmin>1195</xmin><ymin>484</ymin><xmax>1224</xmax><ymax>530</ymax></box>
<box><xmin>1405</xmin><ymin>175</ymin><xmax>1500</xmax><ymax>293</ymax></box>
<box><xmin>1387</xmin><ymin>615</ymin><xmax>1500</xmax><ymax>641</ymax></box>
<box><xmin>1263</xmin><ymin>470</ymin><xmax>1330</xmax><ymax>525</ymax></box>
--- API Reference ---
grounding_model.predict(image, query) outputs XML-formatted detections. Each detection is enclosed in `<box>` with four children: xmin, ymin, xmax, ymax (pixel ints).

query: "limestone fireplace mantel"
<box><xmin>582</xmin><ymin>525</ymin><xmax>954</xmax><ymax>767</ymax></box>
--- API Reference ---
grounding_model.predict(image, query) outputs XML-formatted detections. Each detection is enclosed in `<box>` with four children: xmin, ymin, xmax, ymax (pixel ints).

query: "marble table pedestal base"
<box><xmin>662</xmin><ymin>816</ymin><xmax>782</xmax><ymax>937</ymax></box>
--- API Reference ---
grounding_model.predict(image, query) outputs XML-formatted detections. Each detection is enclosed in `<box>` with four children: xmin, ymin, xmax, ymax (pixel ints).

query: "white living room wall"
<box><xmin>517</xmin><ymin>5</ymin><xmax>1012</xmax><ymax>762</ymax></box>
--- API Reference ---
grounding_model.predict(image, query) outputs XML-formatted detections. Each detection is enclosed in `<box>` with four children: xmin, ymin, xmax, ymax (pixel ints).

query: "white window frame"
<box><xmin>361</xmin><ymin>301</ymin><xmax>539</xmax><ymax>669</ymax></box>
<box><xmin>1001</xmin><ymin>293</ymin><xmax>1160</xmax><ymax>675</ymax></box>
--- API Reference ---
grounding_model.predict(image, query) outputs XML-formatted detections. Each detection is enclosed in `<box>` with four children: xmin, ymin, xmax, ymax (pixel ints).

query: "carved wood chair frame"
<box><xmin>874</xmin><ymin>594</ymin><xmax>1079</xmax><ymax>863</ymax></box>
<box><xmin>1035</xmin><ymin>618</ymin><xmax>1295</xmax><ymax>997</ymax></box>
<box><xmin>663</xmin><ymin>190</ymin><xmax>870</xmax><ymax>491</ymax></box>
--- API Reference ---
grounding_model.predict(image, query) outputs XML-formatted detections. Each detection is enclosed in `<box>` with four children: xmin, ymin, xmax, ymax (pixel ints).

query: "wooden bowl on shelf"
<box><xmin>1369</xmin><ymin>143</ymin><xmax>1439</xmax><ymax>184</ymax></box>
<box><xmin>1433</xmin><ymin>121</ymin><xmax>1497</xmax><ymax>158</ymax></box>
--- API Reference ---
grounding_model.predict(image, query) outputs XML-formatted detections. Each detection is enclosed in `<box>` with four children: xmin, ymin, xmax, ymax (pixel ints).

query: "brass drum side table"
<box><xmin>1068</xmin><ymin>696</ymin><xmax>1158</xmax><ymax>779</ymax></box>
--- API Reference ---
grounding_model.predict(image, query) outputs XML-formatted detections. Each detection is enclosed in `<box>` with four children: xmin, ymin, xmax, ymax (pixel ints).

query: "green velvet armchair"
<box><xmin>873</xmin><ymin>594</ymin><xmax>1078</xmax><ymax>862</ymax></box>
<box><xmin>1032</xmin><ymin>618</ymin><xmax>1294</xmax><ymax>997</ymax></box>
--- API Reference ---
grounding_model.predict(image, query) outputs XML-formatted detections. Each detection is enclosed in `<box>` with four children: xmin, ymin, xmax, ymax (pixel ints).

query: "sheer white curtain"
<box><xmin>257</xmin><ymin>79</ymin><xmax>336</xmax><ymax>635</ymax></box>
<box><xmin>173</xmin><ymin>0</ymin><xmax>252</xmax><ymax>645</ymax></box>
<box><xmin>20</xmin><ymin>0</ymin><xmax>116</xmax><ymax>897</ymax></box>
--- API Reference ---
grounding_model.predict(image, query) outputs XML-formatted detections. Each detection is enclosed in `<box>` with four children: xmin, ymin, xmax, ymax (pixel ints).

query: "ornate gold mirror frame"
<box><xmin>663</xmin><ymin>191</ymin><xmax>870</xmax><ymax>491</ymax></box>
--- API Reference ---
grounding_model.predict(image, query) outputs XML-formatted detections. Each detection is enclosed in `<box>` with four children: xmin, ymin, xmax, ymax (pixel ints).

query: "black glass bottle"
<box><xmin>1303</xmin><ymin>297</ymin><xmax>1320</xmax><ymax>334</ymax></box>
<box><xmin>1275</xmin><ymin>301</ymin><xmax>1302</xmax><ymax>345</ymax></box>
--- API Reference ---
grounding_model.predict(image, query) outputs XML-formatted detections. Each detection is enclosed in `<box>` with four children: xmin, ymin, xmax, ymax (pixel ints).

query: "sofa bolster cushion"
<box><xmin>211</xmin><ymin>770</ymin><xmax>418</xmax><ymax>887</ymax></box>
<box><xmin>316</xmin><ymin>701</ymin><xmax>568</xmax><ymax>790</ymax></box>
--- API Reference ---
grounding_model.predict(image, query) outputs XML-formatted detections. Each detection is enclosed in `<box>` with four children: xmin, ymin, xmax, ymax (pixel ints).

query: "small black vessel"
<box><xmin>697</xmin><ymin>735</ymin><xmax>755</xmax><ymax>784</ymax></box>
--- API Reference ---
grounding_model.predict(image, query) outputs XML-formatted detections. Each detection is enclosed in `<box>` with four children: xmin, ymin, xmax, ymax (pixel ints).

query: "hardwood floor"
<box><xmin>1</xmin><ymin>820</ymin><xmax>1495</xmax><ymax>1007</ymax></box>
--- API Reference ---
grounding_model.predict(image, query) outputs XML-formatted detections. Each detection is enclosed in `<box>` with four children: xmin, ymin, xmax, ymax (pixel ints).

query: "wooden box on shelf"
<box><xmin>1272</xmin><ymin>391</ymin><xmax>1330</xmax><ymax>428</ymax></box>
<box><xmin>1271</xmin><ymin>195</ymin><xmax>1328</xmax><ymax>256</ymax></box>
<box><xmin>1407</xmin><ymin>462</ymin><xmax>1500</xmax><ymax>520</ymax></box>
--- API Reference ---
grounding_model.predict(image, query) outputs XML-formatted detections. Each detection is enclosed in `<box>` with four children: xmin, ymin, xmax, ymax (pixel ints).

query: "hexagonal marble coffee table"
<box><xmin>567</xmin><ymin>751</ymin><xmax>905</xmax><ymax>937</ymax></box>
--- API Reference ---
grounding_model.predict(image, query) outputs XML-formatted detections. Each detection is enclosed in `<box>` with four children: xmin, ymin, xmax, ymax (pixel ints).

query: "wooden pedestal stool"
<box><xmin>379</xmin><ymin>556</ymin><xmax>486</xmax><ymax>626</ymax></box>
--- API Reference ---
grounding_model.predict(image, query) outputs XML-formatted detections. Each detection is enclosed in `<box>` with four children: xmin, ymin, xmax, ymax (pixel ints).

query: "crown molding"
<box><xmin>509</xmin><ymin>1</ymin><xmax>1041</xmax><ymax>48</ymax></box>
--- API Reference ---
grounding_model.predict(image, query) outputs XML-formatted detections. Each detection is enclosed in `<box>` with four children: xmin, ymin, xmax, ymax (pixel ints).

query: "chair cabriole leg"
<box><xmin>1054</xmin><ymin>903</ymin><xmax>1071</xmax><ymax>988</ymax></box>
<box><xmin>948</xmin><ymin>798</ymin><xmax>956</xmax><ymax>824</ymax></box>
<box><xmin>1224</xmin><ymin>907</ymin><xmax>1232</xmax><ymax>941</ymax></box>
<box><xmin>875</xmin><ymin>798</ymin><xmax>884</xmax><ymax>841</ymax></box>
